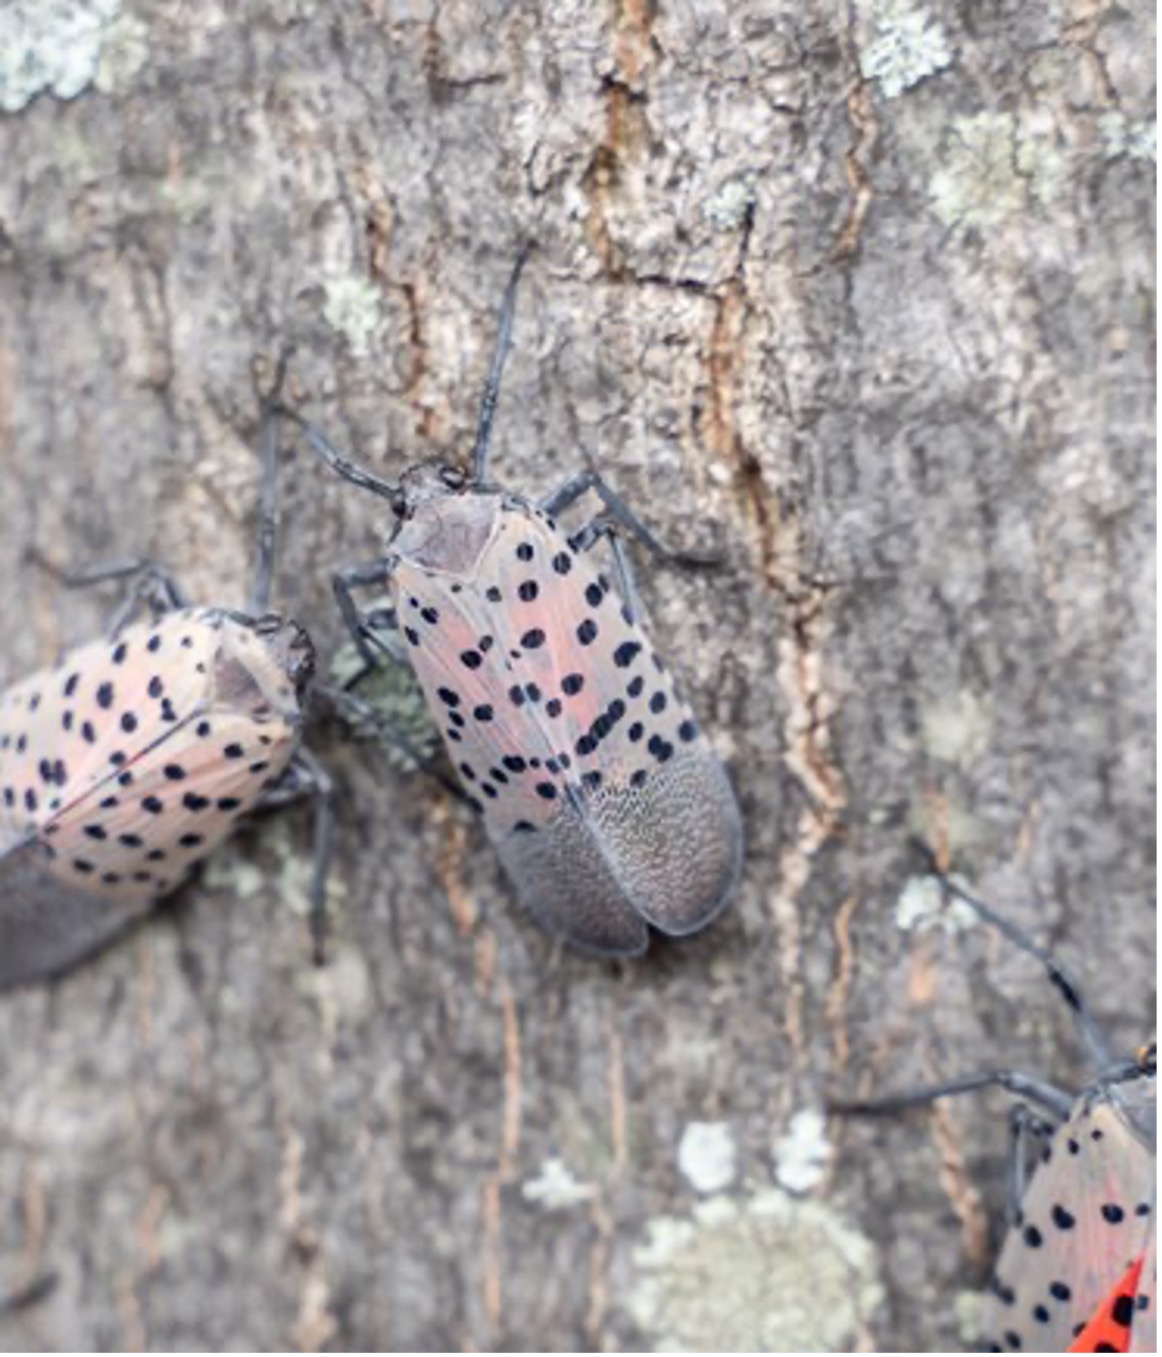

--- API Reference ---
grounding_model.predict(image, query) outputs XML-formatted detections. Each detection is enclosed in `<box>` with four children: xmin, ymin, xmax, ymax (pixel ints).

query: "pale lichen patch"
<box><xmin>895</xmin><ymin>874</ymin><xmax>979</xmax><ymax>934</ymax></box>
<box><xmin>1099</xmin><ymin>112</ymin><xmax>1156</xmax><ymax>163</ymax></box>
<box><xmin>772</xmin><ymin>1108</ymin><xmax>832</xmax><ymax>1194</ymax></box>
<box><xmin>323</xmin><ymin>276</ymin><xmax>383</xmax><ymax>359</ymax></box>
<box><xmin>94</xmin><ymin>9</ymin><xmax>149</xmax><ymax>94</ymax></box>
<box><xmin>859</xmin><ymin>0</ymin><xmax>953</xmax><ymax>99</ymax></box>
<box><xmin>920</xmin><ymin>688</ymin><xmax>992</xmax><ymax>768</ymax></box>
<box><xmin>928</xmin><ymin>111</ymin><xmax>1071</xmax><ymax>230</ymax></box>
<box><xmin>629</xmin><ymin>1190</ymin><xmax>883</xmax><ymax>1351</ymax></box>
<box><xmin>677</xmin><ymin>1121</ymin><xmax>737</xmax><ymax>1195</ymax></box>
<box><xmin>0</xmin><ymin>0</ymin><xmax>123</xmax><ymax>113</ymax></box>
<box><xmin>521</xmin><ymin>1156</ymin><xmax>594</xmax><ymax>1210</ymax></box>
<box><xmin>702</xmin><ymin>175</ymin><xmax>758</xmax><ymax>231</ymax></box>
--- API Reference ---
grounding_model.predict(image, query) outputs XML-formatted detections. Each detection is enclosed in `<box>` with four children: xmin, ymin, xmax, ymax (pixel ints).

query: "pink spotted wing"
<box><xmin>1130</xmin><ymin>1212</ymin><xmax>1156</xmax><ymax>1353</ymax></box>
<box><xmin>983</xmin><ymin>1071</ymin><xmax>1156</xmax><ymax>1351</ymax></box>
<box><xmin>390</xmin><ymin>497</ymin><xmax>743</xmax><ymax>955</ymax></box>
<box><xmin>0</xmin><ymin>607</ymin><xmax>305</xmax><ymax>985</ymax></box>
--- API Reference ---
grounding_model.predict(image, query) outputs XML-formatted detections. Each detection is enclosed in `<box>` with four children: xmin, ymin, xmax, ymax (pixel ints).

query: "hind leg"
<box><xmin>28</xmin><ymin>551</ymin><xmax>188</xmax><ymax>636</ymax></box>
<box><xmin>829</xmin><ymin>1068</ymin><xmax>1077</xmax><ymax>1122</ymax></box>
<box><xmin>564</xmin><ymin>514</ymin><xmax>647</xmax><ymax>623</ymax></box>
<box><xmin>906</xmin><ymin>838</ymin><xmax>1111</xmax><ymax>1068</ymax></box>
<box><xmin>254</xmin><ymin>746</ymin><xmax>335</xmax><ymax>965</ymax></box>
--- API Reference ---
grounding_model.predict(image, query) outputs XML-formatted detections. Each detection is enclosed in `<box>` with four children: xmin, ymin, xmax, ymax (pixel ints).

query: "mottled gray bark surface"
<box><xmin>0</xmin><ymin>1</ymin><xmax>1154</xmax><ymax>1351</ymax></box>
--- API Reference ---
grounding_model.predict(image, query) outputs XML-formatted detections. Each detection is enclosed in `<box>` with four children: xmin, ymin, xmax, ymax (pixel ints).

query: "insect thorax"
<box><xmin>390</xmin><ymin>480</ymin><xmax>506</xmax><ymax>577</ymax></box>
<box><xmin>209</xmin><ymin>611</ymin><xmax>313</xmax><ymax>725</ymax></box>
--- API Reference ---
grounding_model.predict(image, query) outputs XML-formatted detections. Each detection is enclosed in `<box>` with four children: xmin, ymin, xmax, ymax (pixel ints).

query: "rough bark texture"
<box><xmin>0</xmin><ymin>1</ymin><xmax>1154</xmax><ymax>1352</ymax></box>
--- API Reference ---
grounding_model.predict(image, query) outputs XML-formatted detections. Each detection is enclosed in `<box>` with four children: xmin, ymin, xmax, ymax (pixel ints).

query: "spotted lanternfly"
<box><xmin>830</xmin><ymin>851</ymin><xmax>1156</xmax><ymax>1353</ymax></box>
<box><xmin>983</xmin><ymin>1048</ymin><xmax>1156</xmax><ymax>1353</ymax></box>
<box><xmin>0</xmin><ymin>381</ymin><xmax>331</xmax><ymax>987</ymax></box>
<box><xmin>283</xmin><ymin>247</ymin><xmax>743</xmax><ymax>956</ymax></box>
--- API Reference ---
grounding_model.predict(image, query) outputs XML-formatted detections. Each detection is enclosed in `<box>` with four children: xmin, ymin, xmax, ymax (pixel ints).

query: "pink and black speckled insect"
<box><xmin>0</xmin><ymin>384</ymin><xmax>332</xmax><ymax>988</ymax></box>
<box><xmin>281</xmin><ymin>248</ymin><xmax>743</xmax><ymax>956</ymax></box>
<box><xmin>832</xmin><ymin>849</ymin><xmax>1155</xmax><ymax>1353</ymax></box>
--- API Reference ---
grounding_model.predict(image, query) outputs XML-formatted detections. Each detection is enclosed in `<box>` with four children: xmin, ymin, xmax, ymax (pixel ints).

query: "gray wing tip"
<box><xmin>0</xmin><ymin>834</ymin><xmax>152</xmax><ymax>990</ymax></box>
<box><xmin>636</xmin><ymin>798</ymin><xmax>745</xmax><ymax>941</ymax></box>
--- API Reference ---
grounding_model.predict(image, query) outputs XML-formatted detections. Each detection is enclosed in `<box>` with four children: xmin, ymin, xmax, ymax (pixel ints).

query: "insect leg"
<box><xmin>568</xmin><ymin>515</ymin><xmax>647</xmax><ymax>622</ymax></box>
<box><xmin>1005</xmin><ymin>1102</ymin><xmax>1058</xmax><ymax>1224</ymax></box>
<box><xmin>274</xmin><ymin>404</ymin><xmax>402</xmax><ymax>506</ymax></box>
<box><xmin>315</xmin><ymin>683</ymin><xmax>472</xmax><ymax>806</ymax></box>
<box><xmin>248</xmin><ymin>348</ymin><xmax>294</xmax><ymax>616</ymax></box>
<box><xmin>333</xmin><ymin>560</ymin><xmax>395</xmax><ymax>668</ymax></box>
<box><xmin>355</xmin><ymin>602</ymin><xmax>411</xmax><ymax>670</ymax></box>
<box><xmin>540</xmin><ymin>469</ymin><xmax>721</xmax><ymax>567</ymax></box>
<box><xmin>28</xmin><ymin>550</ymin><xmax>188</xmax><ymax>634</ymax></box>
<box><xmin>0</xmin><ymin>1271</ymin><xmax>59</xmax><ymax>1316</ymax></box>
<box><xmin>470</xmin><ymin>242</ymin><xmax>533</xmax><ymax>484</ymax></box>
<box><xmin>907</xmin><ymin>838</ymin><xmax>1112</xmax><ymax>1069</ymax></box>
<box><xmin>295</xmin><ymin>746</ymin><xmax>334</xmax><ymax>967</ymax></box>
<box><xmin>253</xmin><ymin>745</ymin><xmax>334</xmax><ymax>966</ymax></box>
<box><xmin>829</xmin><ymin>1068</ymin><xmax>1077</xmax><ymax>1122</ymax></box>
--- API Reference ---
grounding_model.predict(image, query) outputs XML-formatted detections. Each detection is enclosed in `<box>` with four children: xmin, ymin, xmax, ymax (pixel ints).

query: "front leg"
<box><xmin>333</xmin><ymin>559</ymin><xmax>396</xmax><ymax>669</ymax></box>
<box><xmin>1004</xmin><ymin>1103</ymin><xmax>1058</xmax><ymax>1226</ymax></box>
<box><xmin>28</xmin><ymin>550</ymin><xmax>188</xmax><ymax>636</ymax></box>
<box><xmin>539</xmin><ymin>469</ymin><xmax>722</xmax><ymax>567</ymax></box>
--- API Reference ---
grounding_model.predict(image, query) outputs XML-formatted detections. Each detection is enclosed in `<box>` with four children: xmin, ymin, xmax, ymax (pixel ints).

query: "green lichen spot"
<box><xmin>330</xmin><ymin>611</ymin><xmax>442</xmax><ymax>773</ymax></box>
<box><xmin>267</xmin><ymin>817</ymin><xmax>347</xmax><ymax>922</ymax></box>
<box><xmin>859</xmin><ymin>0</ymin><xmax>953</xmax><ymax>99</ymax></box>
<box><xmin>201</xmin><ymin>818</ymin><xmax>346</xmax><ymax>919</ymax></box>
<box><xmin>629</xmin><ymin>1190</ymin><xmax>883</xmax><ymax>1351</ymax></box>
<box><xmin>202</xmin><ymin>851</ymin><xmax>267</xmax><ymax>902</ymax></box>
<box><xmin>929</xmin><ymin>112</ymin><xmax>1071</xmax><ymax>229</ymax></box>
<box><xmin>956</xmin><ymin>1287</ymin><xmax>987</xmax><ymax>1345</ymax></box>
<box><xmin>930</xmin><ymin>113</ymin><xmax>1023</xmax><ymax>229</ymax></box>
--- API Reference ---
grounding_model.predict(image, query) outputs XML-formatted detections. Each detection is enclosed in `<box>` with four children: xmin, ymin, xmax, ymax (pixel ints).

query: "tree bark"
<box><xmin>0</xmin><ymin>1</ymin><xmax>1154</xmax><ymax>1350</ymax></box>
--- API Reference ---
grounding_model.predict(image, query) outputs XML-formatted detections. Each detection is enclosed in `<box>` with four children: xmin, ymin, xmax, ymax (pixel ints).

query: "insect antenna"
<box><xmin>248</xmin><ymin>348</ymin><xmax>294</xmax><ymax>616</ymax></box>
<box><xmin>906</xmin><ymin>838</ymin><xmax>1112</xmax><ymax>1070</ymax></box>
<box><xmin>828</xmin><ymin>1067</ymin><xmax>1077</xmax><ymax>1122</ymax></box>
<box><xmin>470</xmin><ymin>241</ymin><xmax>534</xmax><ymax>485</ymax></box>
<box><xmin>275</xmin><ymin>403</ymin><xmax>405</xmax><ymax>513</ymax></box>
